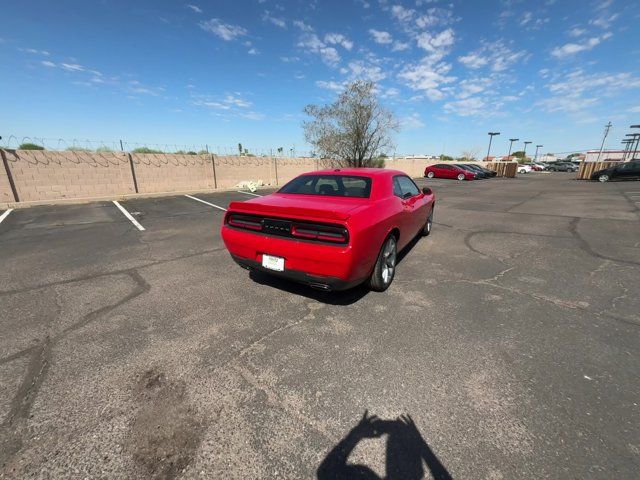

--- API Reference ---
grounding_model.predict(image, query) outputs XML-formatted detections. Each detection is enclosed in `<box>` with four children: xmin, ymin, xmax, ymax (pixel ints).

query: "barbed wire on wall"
<box><xmin>0</xmin><ymin>134</ymin><xmax>313</xmax><ymax>158</ymax></box>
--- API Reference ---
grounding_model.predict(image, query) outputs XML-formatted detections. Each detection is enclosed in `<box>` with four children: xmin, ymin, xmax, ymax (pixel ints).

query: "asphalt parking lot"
<box><xmin>1</xmin><ymin>173</ymin><xmax>639</xmax><ymax>479</ymax></box>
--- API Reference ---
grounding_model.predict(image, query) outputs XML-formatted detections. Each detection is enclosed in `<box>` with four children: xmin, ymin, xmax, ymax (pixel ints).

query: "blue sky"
<box><xmin>1</xmin><ymin>0</ymin><xmax>639</xmax><ymax>157</ymax></box>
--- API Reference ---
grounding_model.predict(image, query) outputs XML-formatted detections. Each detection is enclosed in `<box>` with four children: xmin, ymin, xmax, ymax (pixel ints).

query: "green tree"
<box><xmin>19</xmin><ymin>143</ymin><xmax>44</xmax><ymax>150</ymax></box>
<box><xmin>439</xmin><ymin>154</ymin><xmax>454</xmax><ymax>161</ymax></box>
<box><xmin>66</xmin><ymin>146</ymin><xmax>91</xmax><ymax>152</ymax></box>
<box><xmin>238</xmin><ymin>143</ymin><xmax>243</xmax><ymax>155</ymax></box>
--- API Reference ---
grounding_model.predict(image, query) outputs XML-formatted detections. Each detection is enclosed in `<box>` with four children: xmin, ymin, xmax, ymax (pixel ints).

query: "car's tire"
<box><xmin>457</xmin><ymin>173</ymin><xmax>465</xmax><ymax>181</ymax></box>
<box><xmin>427</xmin><ymin>171</ymin><xmax>435</xmax><ymax>178</ymax></box>
<box><xmin>518</xmin><ymin>169</ymin><xmax>526</xmax><ymax>174</ymax></box>
<box><xmin>368</xmin><ymin>234</ymin><xmax>397</xmax><ymax>292</ymax></box>
<box><xmin>598</xmin><ymin>174</ymin><xmax>610</xmax><ymax>183</ymax></box>
<box><xmin>422</xmin><ymin>207</ymin><xmax>434</xmax><ymax>236</ymax></box>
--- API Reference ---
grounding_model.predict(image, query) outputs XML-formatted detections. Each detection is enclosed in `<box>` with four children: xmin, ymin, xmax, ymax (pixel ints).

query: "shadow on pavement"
<box><xmin>317</xmin><ymin>411</ymin><xmax>451</xmax><ymax>480</ymax></box>
<box><xmin>248</xmin><ymin>234</ymin><xmax>424</xmax><ymax>305</ymax></box>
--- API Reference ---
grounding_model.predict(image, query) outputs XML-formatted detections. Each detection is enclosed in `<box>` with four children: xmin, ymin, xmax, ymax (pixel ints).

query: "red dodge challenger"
<box><xmin>221</xmin><ymin>168</ymin><xmax>435</xmax><ymax>292</ymax></box>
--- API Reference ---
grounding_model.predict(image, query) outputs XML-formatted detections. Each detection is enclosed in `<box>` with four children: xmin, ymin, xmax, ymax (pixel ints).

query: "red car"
<box><xmin>424</xmin><ymin>163</ymin><xmax>476</xmax><ymax>180</ymax></box>
<box><xmin>221</xmin><ymin>168</ymin><xmax>435</xmax><ymax>292</ymax></box>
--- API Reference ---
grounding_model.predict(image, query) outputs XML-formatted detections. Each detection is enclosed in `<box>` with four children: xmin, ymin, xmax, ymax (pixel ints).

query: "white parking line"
<box><xmin>112</xmin><ymin>201</ymin><xmax>145</xmax><ymax>231</ymax></box>
<box><xmin>0</xmin><ymin>208</ymin><xmax>13</xmax><ymax>225</ymax></box>
<box><xmin>184</xmin><ymin>194</ymin><xmax>227</xmax><ymax>211</ymax></box>
<box><xmin>236</xmin><ymin>190</ymin><xmax>262</xmax><ymax>197</ymax></box>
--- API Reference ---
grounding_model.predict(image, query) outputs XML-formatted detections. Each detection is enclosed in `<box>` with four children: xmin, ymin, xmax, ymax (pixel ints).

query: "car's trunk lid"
<box><xmin>228</xmin><ymin>193</ymin><xmax>368</xmax><ymax>221</ymax></box>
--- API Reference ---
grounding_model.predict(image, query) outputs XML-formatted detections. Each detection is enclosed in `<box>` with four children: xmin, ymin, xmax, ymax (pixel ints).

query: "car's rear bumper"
<box><xmin>230</xmin><ymin>255</ymin><xmax>366</xmax><ymax>291</ymax></box>
<box><xmin>221</xmin><ymin>225</ymin><xmax>369</xmax><ymax>290</ymax></box>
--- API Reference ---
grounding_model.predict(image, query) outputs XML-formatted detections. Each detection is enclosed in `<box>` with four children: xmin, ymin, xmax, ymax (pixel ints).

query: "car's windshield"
<box><xmin>278</xmin><ymin>175</ymin><xmax>372</xmax><ymax>198</ymax></box>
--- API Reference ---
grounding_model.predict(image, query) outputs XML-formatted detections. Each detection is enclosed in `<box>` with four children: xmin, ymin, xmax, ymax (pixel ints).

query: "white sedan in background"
<box><xmin>518</xmin><ymin>164</ymin><xmax>533</xmax><ymax>174</ymax></box>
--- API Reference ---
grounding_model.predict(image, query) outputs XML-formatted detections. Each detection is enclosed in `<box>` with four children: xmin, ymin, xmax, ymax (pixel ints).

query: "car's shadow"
<box><xmin>248</xmin><ymin>234</ymin><xmax>424</xmax><ymax>306</ymax></box>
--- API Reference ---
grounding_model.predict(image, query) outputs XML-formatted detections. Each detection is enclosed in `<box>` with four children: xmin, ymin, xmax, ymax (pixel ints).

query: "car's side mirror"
<box><xmin>422</xmin><ymin>187</ymin><xmax>432</xmax><ymax>195</ymax></box>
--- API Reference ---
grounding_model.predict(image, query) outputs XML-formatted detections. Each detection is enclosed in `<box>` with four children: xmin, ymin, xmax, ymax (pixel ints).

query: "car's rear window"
<box><xmin>278</xmin><ymin>175</ymin><xmax>372</xmax><ymax>198</ymax></box>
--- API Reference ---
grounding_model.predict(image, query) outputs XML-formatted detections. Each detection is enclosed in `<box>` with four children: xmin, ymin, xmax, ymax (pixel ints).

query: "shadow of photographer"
<box><xmin>317</xmin><ymin>410</ymin><xmax>451</xmax><ymax>480</ymax></box>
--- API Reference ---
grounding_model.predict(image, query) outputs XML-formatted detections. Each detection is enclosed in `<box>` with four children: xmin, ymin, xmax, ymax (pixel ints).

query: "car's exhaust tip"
<box><xmin>309</xmin><ymin>282</ymin><xmax>332</xmax><ymax>291</ymax></box>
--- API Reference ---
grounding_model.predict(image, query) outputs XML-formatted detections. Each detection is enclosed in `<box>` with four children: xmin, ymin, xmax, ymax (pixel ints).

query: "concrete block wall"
<box><xmin>1</xmin><ymin>150</ymin><xmax>134</xmax><ymax>202</ymax></box>
<box><xmin>214</xmin><ymin>156</ymin><xmax>274</xmax><ymax>189</ymax></box>
<box><xmin>131</xmin><ymin>153</ymin><xmax>216</xmax><ymax>193</ymax></box>
<box><xmin>0</xmin><ymin>153</ymin><xmax>14</xmax><ymax>203</ymax></box>
<box><xmin>0</xmin><ymin>149</ymin><xmax>518</xmax><ymax>206</ymax></box>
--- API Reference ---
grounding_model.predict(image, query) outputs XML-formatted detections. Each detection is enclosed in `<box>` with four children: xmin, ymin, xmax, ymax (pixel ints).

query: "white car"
<box><xmin>517</xmin><ymin>164</ymin><xmax>532</xmax><ymax>174</ymax></box>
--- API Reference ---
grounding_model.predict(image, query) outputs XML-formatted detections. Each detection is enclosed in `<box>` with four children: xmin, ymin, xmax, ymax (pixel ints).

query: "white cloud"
<box><xmin>41</xmin><ymin>60</ymin><xmax>56</xmax><ymax>67</ymax></box>
<box><xmin>392</xmin><ymin>41</ymin><xmax>410</xmax><ymax>52</ymax></box>
<box><xmin>391</xmin><ymin>5</ymin><xmax>415</xmax><ymax>22</ymax></box>
<box><xmin>401</xmin><ymin>113</ymin><xmax>425</xmax><ymax>129</ymax></box>
<box><xmin>569</xmin><ymin>27</ymin><xmax>586</xmax><ymax>37</ymax></box>
<box><xmin>537</xmin><ymin>69</ymin><xmax>640</xmax><ymax>113</ymax></box>
<box><xmin>280</xmin><ymin>56</ymin><xmax>300</xmax><ymax>63</ymax></box>
<box><xmin>551</xmin><ymin>33</ymin><xmax>612</xmax><ymax>58</ymax></box>
<box><xmin>590</xmin><ymin>12</ymin><xmax>619</xmax><ymax>29</ymax></box>
<box><xmin>397</xmin><ymin>60</ymin><xmax>455</xmax><ymax>98</ymax></box>
<box><xmin>416</xmin><ymin>29</ymin><xmax>455</xmax><ymax>62</ymax></box>
<box><xmin>347</xmin><ymin>60</ymin><xmax>386</xmax><ymax>82</ymax></box>
<box><xmin>199</xmin><ymin>18</ymin><xmax>248</xmax><ymax>41</ymax></box>
<box><xmin>369</xmin><ymin>29</ymin><xmax>393</xmax><ymax>45</ymax></box>
<box><xmin>324</xmin><ymin>33</ymin><xmax>353</xmax><ymax>51</ymax></box>
<box><xmin>315</xmin><ymin>80</ymin><xmax>345</xmax><ymax>92</ymax></box>
<box><xmin>415</xmin><ymin>7</ymin><xmax>455</xmax><ymax>28</ymax></box>
<box><xmin>186</xmin><ymin>4</ymin><xmax>202</xmax><ymax>13</ymax></box>
<box><xmin>298</xmin><ymin>33</ymin><xmax>341</xmax><ymax>66</ymax></box>
<box><xmin>444</xmin><ymin>97</ymin><xmax>486</xmax><ymax>116</ymax></box>
<box><xmin>60</xmin><ymin>63</ymin><xmax>85</xmax><ymax>72</ymax></box>
<box><xmin>458</xmin><ymin>40</ymin><xmax>527</xmax><ymax>72</ymax></box>
<box><xmin>293</xmin><ymin>20</ymin><xmax>314</xmax><ymax>32</ymax></box>
<box><xmin>248</xmin><ymin>48</ymin><xmax>259</xmax><ymax>55</ymax></box>
<box><xmin>262</xmin><ymin>11</ymin><xmax>286</xmax><ymax>28</ymax></box>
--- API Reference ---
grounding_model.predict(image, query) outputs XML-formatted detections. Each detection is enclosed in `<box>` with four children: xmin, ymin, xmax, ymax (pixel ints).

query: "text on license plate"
<box><xmin>262</xmin><ymin>254</ymin><xmax>285</xmax><ymax>271</ymax></box>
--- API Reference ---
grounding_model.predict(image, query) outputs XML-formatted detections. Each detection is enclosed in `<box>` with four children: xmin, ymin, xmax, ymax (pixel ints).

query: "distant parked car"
<box><xmin>590</xmin><ymin>161</ymin><xmax>640</xmax><ymax>182</ymax></box>
<box><xmin>424</xmin><ymin>163</ymin><xmax>476</xmax><ymax>181</ymax></box>
<box><xmin>457</xmin><ymin>164</ymin><xmax>489</xmax><ymax>179</ymax></box>
<box><xmin>517</xmin><ymin>164</ymin><xmax>532</xmax><ymax>174</ymax></box>
<box><xmin>547</xmin><ymin>162</ymin><xmax>578</xmax><ymax>172</ymax></box>
<box><xmin>531</xmin><ymin>163</ymin><xmax>545</xmax><ymax>171</ymax></box>
<box><xmin>461</xmin><ymin>164</ymin><xmax>496</xmax><ymax>178</ymax></box>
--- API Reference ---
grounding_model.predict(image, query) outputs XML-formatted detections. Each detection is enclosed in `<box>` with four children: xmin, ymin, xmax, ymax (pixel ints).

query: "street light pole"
<box><xmin>596</xmin><ymin>121</ymin><xmax>612</xmax><ymax>162</ymax></box>
<box><xmin>534</xmin><ymin>144</ymin><xmax>543</xmax><ymax>163</ymax></box>
<box><xmin>631</xmin><ymin>125</ymin><xmax>640</xmax><ymax>161</ymax></box>
<box><xmin>486</xmin><ymin>132</ymin><xmax>500</xmax><ymax>161</ymax></box>
<box><xmin>523</xmin><ymin>141</ymin><xmax>532</xmax><ymax>161</ymax></box>
<box><xmin>507</xmin><ymin>138</ymin><xmax>519</xmax><ymax>159</ymax></box>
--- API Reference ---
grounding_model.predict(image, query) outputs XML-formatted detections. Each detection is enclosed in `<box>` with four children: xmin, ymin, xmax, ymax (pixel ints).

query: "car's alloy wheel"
<box><xmin>457</xmin><ymin>173</ymin><xmax>465</xmax><ymax>181</ymax></box>
<box><xmin>427</xmin><ymin>171</ymin><xmax>435</xmax><ymax>178</ymax></box>
<box><xmin>368</xmin><ymin>235</ymin><xmax>397</xmax><ymax>292</ymax></box>
<box><xmin>422</xmin><ymin>208</ymin><xmax>434</xmax><ymax>236</ymax></box>
<box><xmin>598</xmin><ymin>174</ymin><xmax>609</xmax><ymax>183</ymax></box>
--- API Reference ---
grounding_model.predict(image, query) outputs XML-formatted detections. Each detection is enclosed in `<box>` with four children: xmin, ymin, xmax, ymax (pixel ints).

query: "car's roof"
<box><xmin>306</xmin><ymin>168</ymin><xmax>405</xmax><ymax>178</ymax></box>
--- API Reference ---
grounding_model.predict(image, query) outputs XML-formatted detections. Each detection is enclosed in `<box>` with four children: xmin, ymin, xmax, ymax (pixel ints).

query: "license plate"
<box><xmin>262</xmin><ymin>254</ymin><xmax>285</xmax><ymax>272</ymax></box>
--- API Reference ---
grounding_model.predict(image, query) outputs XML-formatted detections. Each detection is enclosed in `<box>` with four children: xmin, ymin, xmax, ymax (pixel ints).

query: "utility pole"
<box><xmin>534</xmin><ymin>144</ymin><xmax>543</xmax><ymax>163</ymax></box>
<box><xmin>507</xmin><ymin>138</ymin><xmax>519</xmax><ymax>159</ymax></box>
<box><xmin>486</xmin><ymin>132</ymin><xmax>500</xmax><ymax>161</ymax></box>
<box><xmin>523</xmin><ymin>141</ymin><xmax>532</xmax><ymax>161</ymax></box>
<box><xmin>630</xmin><ymin>125</ymin><xmax>640</xmax><ymax>161</ymax></box>
<box><xmin>596</xmin><ymin>121</ymin><xmax>612</xmax><ymax>162</ymax></box>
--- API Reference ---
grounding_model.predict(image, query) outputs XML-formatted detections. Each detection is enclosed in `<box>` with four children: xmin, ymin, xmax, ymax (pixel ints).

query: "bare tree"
<box><xmin>460</xmin><ymin>149</ymin><xmax>479</xmax><ymax>161</ymax></box>
<box><xmin>303</xmin><ymin>81</ymin><xmax>399</xmax><ymax>168</ymax></box>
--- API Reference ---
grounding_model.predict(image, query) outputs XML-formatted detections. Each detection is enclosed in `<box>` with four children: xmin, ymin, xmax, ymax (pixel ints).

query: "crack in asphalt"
<box><xmin>0</xmin><ymin>246</ymin><xmax>226</xmax><ymax>297</ymax></box>
<box><xmin>0</xmin><ymin>270</ymin><xmax>151</xmax><ymax>467</ymax></box>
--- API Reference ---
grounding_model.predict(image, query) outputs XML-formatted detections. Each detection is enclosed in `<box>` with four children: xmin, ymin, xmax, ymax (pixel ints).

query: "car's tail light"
<box><xmin>226</xmin><ymin>213</ymin><xmax>263</xmax><ymax>231</ymax></box>
<box><xmin>291</xmin><ymin>223</ymin><xmax>348</xmax><ymax>243</ymax></box>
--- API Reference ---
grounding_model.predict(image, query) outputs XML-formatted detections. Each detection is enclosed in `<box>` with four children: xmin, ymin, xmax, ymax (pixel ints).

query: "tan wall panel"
<box><xmin>1</xmin><ymin>150</ymin><xmax>134</xmax><ymax>202</ymax></box>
